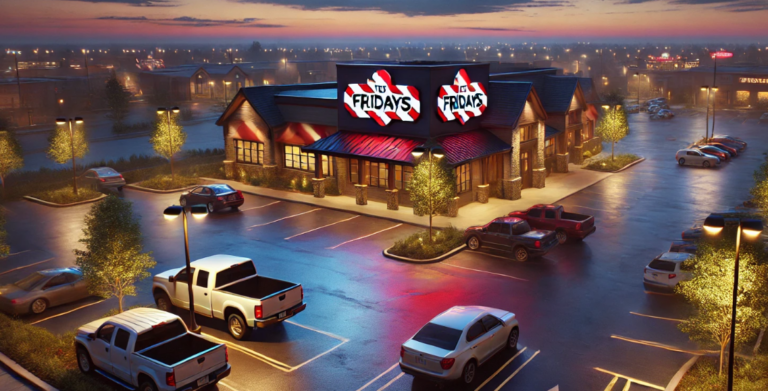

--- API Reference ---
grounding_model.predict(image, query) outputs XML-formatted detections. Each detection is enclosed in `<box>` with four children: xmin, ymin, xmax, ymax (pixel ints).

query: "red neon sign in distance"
<box><xmin>711</xmin><ymin>51</ymin><xmax>733</xmax><ymax>59</ymax></box>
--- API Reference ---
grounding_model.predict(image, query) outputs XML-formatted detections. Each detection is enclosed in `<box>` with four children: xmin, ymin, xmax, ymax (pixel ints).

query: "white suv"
<box><xmin>643</xmin><ymin>252</ymin><xmax>694</xmax><ymax>292</ymax></box>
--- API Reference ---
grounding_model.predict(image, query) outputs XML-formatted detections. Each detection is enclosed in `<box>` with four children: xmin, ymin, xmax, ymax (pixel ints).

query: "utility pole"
<box><xmin>8</xmin><ymin>50</ymin><xmax>23</xmax><ymax>110</ymax></box>
<box><xmin>82</xmin><ymin>49</ymin><xmax>91</xmax><ymax>108</ymax></box>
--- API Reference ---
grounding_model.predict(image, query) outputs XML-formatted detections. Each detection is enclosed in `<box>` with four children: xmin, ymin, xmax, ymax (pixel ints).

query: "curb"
<box><xmin>124</xmin><ymin>183</ymin><xmax>198</xmax><ymax>194</ymax></box>
<box><xmin>0</xmin><ymin>351</ymin><xmax>59</xmax><ymax>391</ymax></box>
<box><xmin>383</xmin><ymin>244</ymin><xmax>466</xmax><ymax>263</ymax></box>
<box><xmin>583</xmin><ymin>156</ymin><xmax>645</xmax><ymax>173</ymax></box>
<box><xmin>22</xmin><ymin>194</ymin><xmax>107</xmax><ymax>208</ymax></box>
<box><xmin>665</xmin><ymin>355</ymin><xmax>699</xmax><ymax>391</ymax></box>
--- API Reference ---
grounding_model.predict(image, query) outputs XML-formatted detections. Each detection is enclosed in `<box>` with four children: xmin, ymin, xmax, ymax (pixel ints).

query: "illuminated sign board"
<box><xmin>739</xmin><ymin>77</ymin><xmax>768</xmax><ymax>84</ymax></box>
<box><xmin>711</xmin><ymin>51</ymin><xmax>734</xmax><ymax>59</ymax></box>
<box><xmin>437</xmin><ymin>69</ymin><xmax>488</xmax><ymax>125</ymax></box>
<box><xmin>343</xmin><ymin>70</ymin><xmax>420</xmax><ymax>126</ymax></box>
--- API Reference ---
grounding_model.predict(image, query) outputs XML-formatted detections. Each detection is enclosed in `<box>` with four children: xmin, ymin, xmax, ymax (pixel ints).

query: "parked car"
<box><xmin>153</xmin><ymin>255</ymin><xmax>306</xmax><ymax>340</ymax></box>
<box><xmin>682</xmin><ymin>226</ymin><xmax>703</xmax><ymax>241</ymax></box>
<box><xmin>507</xmin><ymin>204</ymin><xmax>596</xmax><ymax>244</ymax></box>
<box><xmin>75</xmin><ymin>308</ymin><xmax>231</xmax><ymax>391</ymax></box>
<box><xmin>712</xmin><ymin>135</ymin><xmax>747</xmax><ymax>148</ymax></box>
<box><xmin>711</xmin><ymin>139</ymin><xmax>745</xmax><ymax>153</ymax></box>
<box><xmin>179</xmin><ymin>184</ymin><xmax>244</xmax><ymax>213</ymax></box>
<box><xmin>760</xmin><ymin>113</ymin><xmax>768</xmax><ymax>124</ymax></box>
<box><xmin>464</xmin><ymin>217</ymin><xmax>559</xmax><ymax>262</ymax></box>
<box><xmin>0</xmin><ymin>268</ymin><xmax>89</xmax><ymax>315</ymax></box>
<box><xmin>675</xmin><ymin>149</ymin><xmax>720</xmax><ymax>168</ymax></box>
<box><xmin>648</xmin><ymin>105</ymin><xmax>661</xmax><ymax>114</ymax></box>
<box><xmin>656</xmin><ymin>109</ymin><xmax>675</xmax><ymax>119</ymax></box>
<box><xmin>694</xmin><ymin>146</ymin><xmax>729</xmax><ymax>161</ymax></box>
<box><xmin>81</xmin><ymin>167</ymin><xmax>126</xmax><ymax>191</ymax></box>
<box><xmin>643</xmin><ymin>252</ymin><xmax>694</xmax><ymax>292</ymax></box>
<box><xmin>705</xmin><ymin>142</ymin><xmax>738</xmax><ymax>157</ymax></box>
<box><xmin>399</xmin><ymin>306</ymin><xmax>519</xmax><ymax>385</ymax></box>
<box><xmin>669</xmin><ymin>240</ymin><xmax>697</xmax><ymax>254</ymax></box>
<box><xmin>625</xmin><ymin>105</ymin><xmax>640</xmax><ymax>114</ymax></box>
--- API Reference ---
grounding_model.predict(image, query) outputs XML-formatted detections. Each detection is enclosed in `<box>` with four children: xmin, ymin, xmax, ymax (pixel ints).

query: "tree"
<box><xmin>75</xmin><ymin>195</ymin><xmax>155</xmax><ymax>313</ymax></box>
<box><xmin>410</xmin><ymin>155</ymin><xmax>456</xmax><ymax>241</ymax></box>
<box><xmin>677</xmin><ymin>238</ymin><xmax>768</xmax><ymax>375</ymax></box>
<box><xmin>596</xmin><ymin>105</ymin><xmax>629</xmax><ymax>161</ymax></box>
<box><xmin>0</xmin><ymin>131</ymin><xmax>23</xmax><ymax>189</ymax></box>
<box><xmin>0</xmin><ymin>208</ymin><xmax>9</xmax><ymax>257</ymax></box>
<box><xmin>47</xmin><ymin>121</ymin><xmax>88</xmax><ymax>195</ymax></box>
<box><xmin>150</xmin><ymin>114</ymin><xmax>186</xmax><ymax>181</ymax></box>
<box><xmin>105</xmin><ymin>72</ymin><xmax>131</xmax><ymax>132</ymax></box>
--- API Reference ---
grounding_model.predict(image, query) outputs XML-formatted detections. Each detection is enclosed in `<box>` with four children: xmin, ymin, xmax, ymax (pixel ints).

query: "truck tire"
<box><xmin>154</xmin><ymin>292</ymin><xmax>173</xmax><ymax>313</ymax></box>
<box><xmin>227</xmin><ymin>313</ymin><xmax>252</xmax><ymax>341</ymax></box>
<box><xmin>513</xmin><ymin>246</ymin><xmax>529</xmax><ymax>262</ymax></box>
<box><xmin>76</xmin><ymin>346</ymin><xmax>93</xmax><ymax>374</ymax></box>
<box><xmin>555</xmin><ymin>230</ymin><xmax>567</xmax><ymax>244</ymax></box>
<box><xmin>139</xmin><ymin>380</ymin><xmax>158</xmax><ymax>391</ymax></box>
<box><xmin>466</xmin><ymin>236</ymin><xmax>481</xmax><ymax>250</ymax></box>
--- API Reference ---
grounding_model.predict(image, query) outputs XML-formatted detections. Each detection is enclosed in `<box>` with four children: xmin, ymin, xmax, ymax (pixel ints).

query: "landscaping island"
<box><xmin>387</xmin><ymin>226</ymin><xmax>465</xmax><ymax>261</ymax></box>
<box><xmin>582</xmin><ymin>153</ymin><xmax>643</xmax><ymax>172</ymax></box>
<box><xmin>28</xmin><ymin>186</ymin><xmax>103</xmax><ymax>205</ymax></box>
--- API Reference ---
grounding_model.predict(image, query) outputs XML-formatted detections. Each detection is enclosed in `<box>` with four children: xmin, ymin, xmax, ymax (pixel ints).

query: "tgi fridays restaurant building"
<box><xmin>215</xmin><ymin>62</ymin><xmax>600</xmax><ymax>212</ymax></box>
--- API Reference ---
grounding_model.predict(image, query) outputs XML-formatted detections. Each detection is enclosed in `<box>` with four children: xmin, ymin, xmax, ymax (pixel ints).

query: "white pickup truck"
<box><xmin>153</xmin><ymin>254</ymin><xmax>306</xmax><ymax>340</ymax></box>
<box><xmin>75</xmin><ymin>308</ymin><xmax>230</xmax><ymax>391</ymax></box>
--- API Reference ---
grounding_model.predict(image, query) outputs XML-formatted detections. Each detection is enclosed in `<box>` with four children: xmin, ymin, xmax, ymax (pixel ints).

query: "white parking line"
<box><xmin>443</xmin><ymin>263</ymin><xmax>528</xmax><ymax>282</ymax></box>
<box><xmin>0</xmin><ymin>250</ymin><xmax>30</xmax><ymax>260</ymax></box>
<box><xmin>286</xmin><ymin>320</ymin><xmax>349</xmax><ymax>342</ymax></box>
<box><xmin>247</xmin><ymin>208</ymin><xmax>321</xmax><ymax>229</ymax></box>
<box><xmin>0</xmin><ymin>258</ymin><xmax>53</xmax><ymax>276</ymax></box>
<box><xmin>355</xmin><ymin>363</ymin><xmax>400</xmax><ymax>391</ymax></box>
<box><xmin>604</xmin><ymin>376</ymin><xmax>619</xmax><ymax>391</ymax></box>
<box><xmin>30</xmin><ymin>299</ymin><xmax>107</xmax><ymax>325</ymax></box>
<box><xmin>376</xmin><ymin>372</ymin><xmax>404</xmax><ymax>391</ymax></box>
<box><xmin>594</xmin><ymin>367</ymin><xmax>664</xmax><ymax>390</ymax></box>
<box><xmin>240</xmin><ymin>201</ymin><xmax>281</xmax><ymax>211</ymax></box>
<box><xmin>629</xmin><ymin>311</ymin><xmax>684</xmax><ymax>322</ymax></box>
<box><xmin>327</xmin><ymin>224</ymin><xmax>403</xmax><ymax>249</ymax></box>
<box><xmin>610</xmin><ymin>335</ymin><xmax>709</xmax><ymax>355</ymax></box>
<box><xmin>285</xmin><ymin>215</ymin><xmax>360</xmax><ymax>240</ymax></box>
<box><xmin>493</xmin><ymin>350</ymin><xmax>540</xmax><ymax>391</ymax></box>
<box><xmin>475</xmin><ymin>347</ymin><xmax>527</xmax><ymax>391</ymax></box>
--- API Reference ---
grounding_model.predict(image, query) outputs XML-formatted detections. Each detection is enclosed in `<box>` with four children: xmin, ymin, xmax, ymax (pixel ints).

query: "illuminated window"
<box><xmin>395</xmin><ymin>165</ymin><xmax>413</xmax><ymax>190</ymax></box>
<box><xmin>321</xmin><ymin>155</ymin><xmax>334</xmax><ymax>177</ymax></box>
<box><xmin>456</xmin><ymin>163</ymin><xmax>471</xmax><ymax>193</ymax></box>
<box><xmin>364</xmin><ymin>161</ymin><xmax>388</xmax><ymax>187</ymax></box>
<box><xmin>736</xmin><ymin>91</ymin><xmax>750</xmax><ymax>106</ymax></box>
<box><xmin>545</xmin><ymin>138</ymin><xmax>555</xmax><ymax>157</ymax></box>
<box><xmin>759</xmin><ymin>92</ymin><xmax>768</xmax><ymax>104</ymax></box>
<box><xmin>235</xmin><ymin>139</ymin><xmax>264</xmax><ymax>165</ymax></box>
<box><xmin>519</xmin><ymin>124</ymin><xmax>536</xmax><ymax>142</ymax></box>
<box><xmin>284</xmin><ymin>145</ymin><xmax>314</xmax><ymax>172</ymax></box>
<box><xmin>568</xmin><ymin>110</ymin><xmax>582</xmax><ymax>125</ymax></box>
<box><xmin>350</xmin><ymin>159</ymin><xmax>359</xmax><ymax>183</ymax></box>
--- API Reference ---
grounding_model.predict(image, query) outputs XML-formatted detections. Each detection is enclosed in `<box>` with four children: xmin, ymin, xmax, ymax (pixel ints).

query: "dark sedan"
<box><xmin>712</xmin><ymin>135</ymin><xmax>747</xmax><ymax>148</ymax></box>
<box><xmin>180</xmin><ymin>184</ymin><xmax>245</xmax><ymax>212</ymax></box>
<box><xmin>706</xmin><ymin>142</ymin><xmax>738</xmax><ymax>157</ymax></box>
<box><xmin>0</xmin><ymin>268</ymin><xmax>89</xmax><ymax>315</ymax></box>
<box><xmin>695</xmin><ymin>146</ymin><xmax>729</xmax><ymax>161</ymax></box>
<box><xmin>464</xmin><ymin>217</ymin><xmax>559</xmax><ymax>262</ymax></box>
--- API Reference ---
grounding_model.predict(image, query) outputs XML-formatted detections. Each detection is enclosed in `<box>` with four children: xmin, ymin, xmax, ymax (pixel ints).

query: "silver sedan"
<box><xmin>399</xmin><ymin>306</ymin><xmax>519</xmax><ymax>385</ymax></box>
<box><xmin>0</xmin><ymin>268</ymin><xmax>90</xmax><ymax>315</ymax></box>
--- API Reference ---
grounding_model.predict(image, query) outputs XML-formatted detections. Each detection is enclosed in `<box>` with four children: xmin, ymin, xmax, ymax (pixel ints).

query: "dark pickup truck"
<box><xmin>508</xmin><ymin>204</ymin><xmax>596</xmax><ymax>244</ymax></box>
<box><xmin>464</xmin><ymin>217</ymin><xmax>559</xmax><ymax>262</ymax></box>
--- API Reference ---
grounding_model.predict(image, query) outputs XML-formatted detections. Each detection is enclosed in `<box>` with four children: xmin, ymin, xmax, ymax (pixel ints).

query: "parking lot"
<box><xmin>2</xmin><ymin>108</ymin><xmax>767</xmax><ymax>390</ymax></box>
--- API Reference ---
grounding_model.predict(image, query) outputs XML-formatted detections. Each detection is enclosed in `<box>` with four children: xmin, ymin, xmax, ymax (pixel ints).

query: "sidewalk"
<box><xmin>0</xmin><ymin>362</ymin><xmax>39</xmax><ymax>391</ymax></box>
<box><xmin>201</xmin><ymin>165</ymin><xmax>612</xmax><ymax>229</ymax></box>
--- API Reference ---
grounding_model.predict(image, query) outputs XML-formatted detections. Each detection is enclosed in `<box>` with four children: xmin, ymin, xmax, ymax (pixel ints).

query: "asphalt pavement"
<box><xmin>1</xmin><ymin>109</ymin><xmax>766</xmax><ymax>391</ymax></box>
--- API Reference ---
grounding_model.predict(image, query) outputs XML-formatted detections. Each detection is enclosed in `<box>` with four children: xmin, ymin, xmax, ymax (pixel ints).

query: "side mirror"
<box><xmin>168</xmin><ymin>276</ymin><xmax>175</xmax><ymax>283</ymax></box>
<box><xmin>87</xmin><ymin>333</ymin><xmax>95</xmax><ymax>340</ymax></box>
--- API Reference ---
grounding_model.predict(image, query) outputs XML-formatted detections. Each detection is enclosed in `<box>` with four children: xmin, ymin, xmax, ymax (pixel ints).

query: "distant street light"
<box><xmin>163</xmin><ymin>204</ymin><xmax>208</xmax><ymax>333</ymax></box>
<box><xmin>633</xmin><ymin>73</ymin><xmax>640</xmax><ymax>105</ymax></box>
<box><xmin>82</xmin><ymin>49</ymin><xmax>91</xmax><ymax>107</ymax></box>
<box><xmin>224</xmin><ymin>81</ymin><xmax>232</xmax><ymax>103</ymax></box>
<box><xmin>701</xmin><ymin>86</ymin><xmax>718</xmax><ymax>141</ymax></box>
<box><xmin>6</xmin><ymin>50</ymin><xmax>22</xmax><ymax>112</ymax></box>
<box><xmin>55</xmin><ymin>117</ymin><xmax>84</xmax><ymax>194</ymax></box>
<box><xmin>703</xmin><ymin>214</ymin><xmax>764</xmax><ymax>391</ymax></box>
<box><xmin>208</xmin><ymin>81</ymin><xmax>214</xmax><ymax>99</ymax></box>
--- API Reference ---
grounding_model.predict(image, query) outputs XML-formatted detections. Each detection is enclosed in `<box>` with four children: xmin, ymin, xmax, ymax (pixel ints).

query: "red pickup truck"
<box><xmin>508</xmin><ymin>204</ymin><xmax>596</xmax><ymax>244</ymax></box>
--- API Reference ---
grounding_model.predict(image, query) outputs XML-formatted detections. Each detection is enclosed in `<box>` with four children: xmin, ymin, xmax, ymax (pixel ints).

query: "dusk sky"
<box><xmin>1</xmin><ymin>0</ymin><xmax>766</xmax><ymax>43</ymax></box>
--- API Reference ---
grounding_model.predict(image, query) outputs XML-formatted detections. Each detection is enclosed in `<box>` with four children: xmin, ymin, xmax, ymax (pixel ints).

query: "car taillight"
<box><xmin>535</xmin><ymin>240</ymin><xmax>541</xmax><ymax>248</ymax></box>
<box><xmin>576</xmin><ymin>223</ymin><xmax>581</xmax><ymax>230</ymax></box>
<box><xmin>217</xmin><ymin>196</ymin><xmax>224</xmax><ymax>201</ymax></box>
<box><xmin>300</xmin><ymin>286</ymin><xmax>304</xmax><ymax>301</ymax></box>
<box><xmin>225</xmin><ymin>346</ymin><xmax>229</xmax><ymax>363</ymax></box>
<box><xmin>237</xmin><ymin>190</ymin><xmax>243</xmax><ymax>199</ymax></box>
<box><xmin>669</xmin><ymin>274</ymin><xmax>677</xmax><ymax>279</ymax></box>
<box><xmin>99</xmin><ymin>178</ymin><xmax>106</xmax><ymax>182</ymax></box>
<box><xmin>255</xmin><ymin>305</ymin><xmax>263</xmax><ymax>319</ymax></box>
<box><xmin>400</xmin><ymin>346</ymin><xmax>405</xmax><ymax>358</ymax></box>
<box><xmin>166</xmin><ymin>371</ymin><xmax>176</xmax><ymax>387</ymax></box>
<box><xmin>119</xmin><ymin>174</ymin><xmax>124</xmax><ymax>179</ymax></box>
<box><xmin>10</xmin><ymin>299</ymin><xmax>17</xmax><ymax>304</ymax></box>
<box><xmin>440</xmin><ymin>358</ymin><xmax>455</xmax><ymax>370</ymax></box>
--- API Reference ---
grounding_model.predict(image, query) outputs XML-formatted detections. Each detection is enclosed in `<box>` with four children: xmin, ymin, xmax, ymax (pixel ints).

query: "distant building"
<box><xmin>642</xmin><ymin>66</ymin><xmax>768</xmax><ymax>108</ymax></box>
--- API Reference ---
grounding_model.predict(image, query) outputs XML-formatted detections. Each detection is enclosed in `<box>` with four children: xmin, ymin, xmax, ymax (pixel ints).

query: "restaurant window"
<box><xmin>545</xmin><ymin>138</ymin><xmax>555</xmax><ymax>157</ymax></box>
<box><xmin>235</xmin><ymin>139</ymin><xmax>264</xmax><ymax>165</ymax></box>
<box><xmin>456</xmin><ymin>163</ymin><xmax>471</xmax><ymax>193</ymax></box>
<box><xmin>519</xmin><ymin>124</ymin><xmax>536</xmax><ymax>142</ymax></box>
<box><xmin>395</xmin><ymin>165</ymin><xmax>413</xmax><ymax>190</ymax></box>
<box><xmin>365</xmin><ymin>161</ymin><xmax>388</xmax><ymax>187</ymax></box>
<box><xmin>284</xmin><ymin>145</ymin><xmax>314</xmax><ymax>172</ymax></box>
<box><xmin>736</xmin><ymin>91</ymin><xmax>750</xmax><ymax>106</ymax></box>
<box><xmin>568</xmin><ymin>110</ymin><xmax>582</xmax><ymax>125</ymax></box>
<box><xmin>350</xmin><ymin>159</ymin><xmax>359</xmax><ymax>183</ymax></box>
<box><xmin>759</xmin><ymin>92</ymin><xmax>768</xmax><ymax>104</ymax></box>
<box><xmin>321</xmin><ymin>155</ymin><xmax>334</xmax><ymax>177</ymax></box>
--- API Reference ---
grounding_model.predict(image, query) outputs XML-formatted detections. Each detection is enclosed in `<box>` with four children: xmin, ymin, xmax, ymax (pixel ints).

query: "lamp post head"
<box><xmin>55</xmin><ymin>118</ymin><xmax>67</xmax><ymax>125</ymax></box>
<box><xmin>712</xmin><ymin>87</ymin><xmax>719</xmax><ymax>92</ymax></box>
<box><xmin>190</xmin><ymin>205</ymin><xmax>208</xmax><ymax>219</ymax></box>
<box><xmin>432</xmin><ymin>148</ymin><xmax>446</xmax><ymax>160</ymax></box>
<box><xmin>602</xmin><ymin>105</ymin><xmax>610</xmax><ymax>110</ymax></box>
<box><xmin>171</xmin><ymin>106</ymin><xmax>180</xmax><ymax>114</ymax></box>
<box><xmin>411</xmin><ymin>147</ymin><xmax>426</xmax><ymax>158</ymax></box>
<box><xmin>157</xmin><ymin>107</ymin><xmax>166</xmax><ymax>115</ymax></box>
<box><xmin>74</xmin><ymin>117</ymin><xmax>83</xmax><ymax>124</ymax></box>
<box><xmin>701</xmin><ymin>86</ymin><xmax>708</xmax><ymax>91</ymax></box>
<box><xmin>163</xmin><ymin>205</ymin><xmax>184</xmax><ymax>220</ymax></box>
<box><xmin>225</xmin><ymin>81</ymin><xmax>232</xmax><ymax>86</ymax></box>
<box><xmin>741</xmin><ymin>219</ymin><xmax>763</xmax><ymax>239</ymax></box>
<box><xmin>703</xmin><ymin>214</ymin><xmax>725</xmax><ymax>235</ymax></box>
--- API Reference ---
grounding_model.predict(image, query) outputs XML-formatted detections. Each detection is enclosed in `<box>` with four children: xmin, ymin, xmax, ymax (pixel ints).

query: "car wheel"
<box><xmin>30</xmin><ymin>298</ymin><xmax>47</xmax><ymax>314</ymax></box>
<box><xmin>678</xmin><ymin>158</ymin><xmax>685</xmax><ymax>166</ymax></box>
<box><xmin>180</xmin><ymin>197</ymin><xmax>187</xmax><ymax>207</ymax></box>
<box><xmin>227</xmin><ymin>313</ymin><xmax>252</xmax><ymax>341</ymax></box>
<box><xmin>556</xmin><ymin>230</ymin><xmax>567</xmax><ymax>244</ymax></box>
<box><xmin>154</xmin><ymin>292</ymin><xmax>172</xmax><ymax>313</ymax></box>
<box><xmin>139</xmin><ymin>380</ymin><xmax>158</xmax><ymax>391</ymax></box>
<box><xmin>76</xmin><ymin>347</ymin><xmax>93</xmax><ymax>374</ymax></box>
<box><xmin>462</xmin><ymin>360</ymin><xmax>477</xmax><ymax>385</ymax></box>
<box><xmin>507</xmin><ymin>327</ymin><xmax>520</xmax><ymax>350</ymax></box>
<box><xmin>467</xmin><ymin>236</ymin><xmax>481</xmax><ymax>250</ymax></box>
<box><xmin>117</xmin><ymin>186</ymin><xmax>123</xmax><ymax>191</ymax></box>
<box><xmin>703</xmin><ymin>161</ymin><xmax>710</xmax><ymax>168</ymax></box>
<box><xmin>514</xmin><ymin>247</ymin><xmax>529</xmax><ymax>262</ymax></box>
<box><xmin>207</xmin><ymin>202</ymin><xmax>215</xmax><ymax>213</ymax></box>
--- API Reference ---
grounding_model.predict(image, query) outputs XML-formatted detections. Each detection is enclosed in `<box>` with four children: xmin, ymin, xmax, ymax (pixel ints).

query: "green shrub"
<box><xmin>389</xmin><ymin>226</ymin><xmax>465</xmax><ymax>260</ymax></box>
<box><xmin>0</xmin><ymin>312</ymin><xmax>112</xmax><ymax>391</ymax></box>
<box><xmin>138</xmin><ymin>174</ymin><xmax>199</xmax><ymax>190</ymax></box>
<box><xmin>582</xmin><ymin>153</ymin><xmax>642</xmax><ymax>172</ymax></box>
<box><xmin>678</xmin><ymin>355</ymin><xmax>768</xmax><ymax>391</ymax></box>
<box><xmin>30</xmin><ymin>186</ymin><xmax>102</xmax><ymax>204</ymax></box>
<box><xmin>583</xmin><ymin>151</ymin><xmax>592</xmax><ymax>159</ymax></box>
<box><xmin>0</xmin><ymin>208</ymin><xmax>8</xmax><ymax>257</ymax></box>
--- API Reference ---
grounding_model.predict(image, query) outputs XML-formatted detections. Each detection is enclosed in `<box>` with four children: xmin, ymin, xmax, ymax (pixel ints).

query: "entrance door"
<box><xmin>520</xmin><ymin>151</ymin><xmax>532</xmax><ymax>189</ymax></box>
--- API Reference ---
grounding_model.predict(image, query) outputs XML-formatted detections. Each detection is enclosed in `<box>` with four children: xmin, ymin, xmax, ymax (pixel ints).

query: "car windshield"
<box><xmin>14</xmin><ymin>272</ymin><xmax>48</xmax><ymax>291</ymax></box>
<box><xmin>135</xmin><ymin>320</ymin><xmax>186</xmax><ymax>352</ymax></box>
<box><xmin>648</xmin><ymin>259</ymin><xmax>676</xmax><ymax>272</ymax></box>
<box><xmin>412</xmin><ymin>323</ymin><xmax>463</xmax><ymax>351</ymax></box>
<box><xmin>209</xmin><ymin>184</ymin><xmax>235</xmax><ymax>194</ymax></box>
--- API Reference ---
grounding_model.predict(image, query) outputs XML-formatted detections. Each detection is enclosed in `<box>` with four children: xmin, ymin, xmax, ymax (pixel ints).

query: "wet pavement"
<box><xmin>2</xmin><ymin>109</ymin><xmax>766</xmax><ymax>391</ymax></box>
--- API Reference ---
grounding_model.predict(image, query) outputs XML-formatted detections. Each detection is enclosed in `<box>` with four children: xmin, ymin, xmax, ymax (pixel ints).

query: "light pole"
<box><xmin>7</xmin><ymin>50</ymin><xmax>22</xmax><ymax>113</ymax></box>
<box><xmin>163</xmin><ymin>204</ymin><xmax>208</xmax><ymax>333</ymax></box>
<box><xmin>55</xmin><ymin>117</ymin><xmax>84</xmax><ymax>195</ymax></box>
<box><xmin>633</xmin><ymin>73</ymin><xmax>640</xmax><ymax>105</ymax></box>
<box><xmin>411</xmin><ymin>145</ymin><xmax>445</xmax><ymax>241</ymax></box>
<box><xmin>601</xmin><ymin>104</ymin><xmax>622</xmax><ymax>161</ymax></box>
<box><xmin>703</xmin><ymin>214</ymin><xmax>764</xmax><ymax>391</ymax></box>
<box><xmin>82</xmin><ymin>49</ymin><xmax>91</xmax><ymax>107</ymax></box>
<box><xmin>701</xmin><ymin>86</ymin><xmax>718</xmax><ymax>141</ymax></box>
<box><xmin>223</xmin><ymin>81</ymin><xmax>232</xmax><ymax>103</ymax></box>
<box><xmin>209</xmin><ymin>81</ymin><xmax>214</xmax><ymax>99</ymax></box>
<box><xmin>157</xmin><ymin>107</ymin><xmax>180</xmax><ymax>180</ymax></box>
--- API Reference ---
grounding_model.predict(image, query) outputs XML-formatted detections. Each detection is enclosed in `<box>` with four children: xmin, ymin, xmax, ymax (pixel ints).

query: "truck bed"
<box><xmin>138</xmin><ymin>334</ymin><xmax>218</xmax><ymax>366</ymax></box>
<box><xmin>560</xmin><ymin>211</ymin><xmax>592</xmax><ymax>222</ymax></box>
<box><xmin>220</xmin><ymin>275</ymin><xmax>297</xmax><ymax>300</ymax></box>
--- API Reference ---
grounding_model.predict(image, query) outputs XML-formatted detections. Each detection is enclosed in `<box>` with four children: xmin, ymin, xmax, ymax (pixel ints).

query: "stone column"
<box><xmin>355</xmin><ymin>184</ymin><xmax>368</xmax><ymax>205</ymax></box>
<box><xmin>532</xmin><ymin>121</ymin><xmax>546</xmax><ymax>189</ymax></box>
<box><xmin>503</xmin><ymin>178</ymin><xmax>522</xmax><ymax>200</ymax></box>
<box><xmin>556</xmin><ymin>153</ymin><xmax>569</xmax><ymax>173</ymax></box>
<box><xmin>571</xmin><ymin>145</ymin><xmax>583</xmax><ymax>165</ymax></box>
<box><xmin>506</xmin><ymin>127</ymin><xmax>522</xmax><ymax>200</ymax></box>
<box><xmin>532</xmin><ymin>168</ymin><xmax>546</xmax><ymax>188</ymax></box>
<box><xmin>312</xmin><ymin>178</ymin><xmax>325</xmax><ymax>198</ymax></box>
<box><xmin>476</xmin><ymin>184</ymin><xmax>490</xmax><ymax>203</ymax></box>
<box><xmin>386</xmin><ymin>189</ymin><xmax>399</xmax><ymax>210</ymax></box>
<box><xmin>223</xmin><ymin>160</ymin><xmax>235</xmax><ymax>179</ymax></box>
<box><xmin>446</xmin><ymin>196</ymin><xmax>459</xmax><ymax>217</ymax></box>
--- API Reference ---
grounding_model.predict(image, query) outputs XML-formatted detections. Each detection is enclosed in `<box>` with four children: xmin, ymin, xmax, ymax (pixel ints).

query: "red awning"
<box><xmin>276</xmin><ymin>123</ymin><xmax>333</xmax><ymax>146</ymax></box>
<box><xmin>586</xmin><ymin>104</ymin><xmax>599</xmax><ymax>121</ymax></box>
<box><xmin>301</xmin><ymin>131</ymin><xmax>424</xmax><ymax>163</ymax></box>
<box><xmin>228</xmin><ymin>120</ymin><xmax>266</xmax><ymax>142</ymax></box>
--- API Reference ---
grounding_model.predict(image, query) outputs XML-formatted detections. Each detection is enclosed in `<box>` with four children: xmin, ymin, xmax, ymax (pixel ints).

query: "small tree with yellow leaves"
<box><xmin>0</xmin><ymin>131</ymin><xmax>23</xmax><ymax>190</ymax></box>
<box><xmin>47</xmin><ymin>121</ymin><xmax>88</xmax><ymax>195</ymax></box>
<box><xmin>150</xmin><ymin>114</ymin><xmax>186</xmax><ymax>181</ymax></box>
<box><xmin>410</xmin><ymin>155</ymin><xmax>456</xmax><ymax>242</ymax></box>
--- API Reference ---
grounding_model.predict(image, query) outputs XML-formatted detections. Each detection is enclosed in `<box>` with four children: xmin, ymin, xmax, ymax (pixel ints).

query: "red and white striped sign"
<box><xmin>344</xmin><ymin>70</ymin><xmax>420</xmax><ymax>126</ymax></box>
<box><xmin>437</xmin><ymin>69</ymin><xmax>487</xmax><ymax>125</ymax></box>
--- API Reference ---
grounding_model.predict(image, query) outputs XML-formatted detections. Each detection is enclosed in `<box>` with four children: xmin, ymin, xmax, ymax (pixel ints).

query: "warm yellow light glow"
<box><xmin>712</xmin><ymin>87</ymin><xmax>719</xmax><ymax>92</ymax></box>
<box><xmin>56</xmin><ymin>120</ymin><xmax>66</xmax><ymax>125</ymax></box>
<box><xmin>157</xmin><ymin>110</ymin><xmax>164</xmax><ymax>115</ymax></box>
<box><xmin>75</xmin><ymin>119</ymin><xmax>83</xmax><ymax>124</ymax></box>
<box><xmin>192</xmin><ymin>211</ymin><xmax>207</xmax><ymax>219</ymax></box>
<box><xmin>172</xmin><ymin>109</ymin><xmax>180</xmax><ymax>114</ymax></box>
<box><xmin>411</xmin><ymin>151</ymin><xmax>424</xmax><ymax>158</ymax></box>
<box><xmin>58</xmin><ymin>99</ymin><xmax>64</xmax><ymax>104</ymax></box>
<box><xmin>701</xmin><ymin>87</ymin><xmax>707</xmax><ymax>91</ymax></box>
<box><xmin>703</xmin><ymin>225</ymin><xmax>723</xmax><ymax>235</ymax></box>
<box><xmin>225</xmin><ymin>81</ymin><xmax>232</xmax><ymax>85</ymax></box>
<box><xmin>743</xmin><ymin>228</ymin><xmax>761</xmax><ymax>238</ymax></box>
<box><xmin>164</xmin><ymin>214</ymin><xmax>179</xmax><ymax>220</ymax></box>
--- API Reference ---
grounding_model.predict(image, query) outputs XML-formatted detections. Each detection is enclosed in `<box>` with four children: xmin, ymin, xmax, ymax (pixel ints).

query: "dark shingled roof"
<box><xmin>480</xmin><ymin>81</ymin><xmax>533</xmax><ymax>128</ymax></box>
<box><xmin>302</xmin><ymin>131</ymin><xmax>424</xmax><ymax>163</ymax></box>
<box><xmin>538</xmin><ymin>76</ymin><xmax>579</xmax><ymax>114</ymax></box>
<box><xmin>545</xmin><ymin>125</ymin><xmax>562</xmax><ymax>138</ymax></box>
<box><xmin>231</xmin><ymin>82</ymin><xmax>337</xmax><ymax>129</ymax></box>
<box><xmin>437</xmin><ymin>130</ymin><xmax>512</xmax><ymax>165</ymax></box>
<box><xmin>578</xmin><ymin>78</ymin><xmax>598</xmax><ymax>103</ymax></box>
